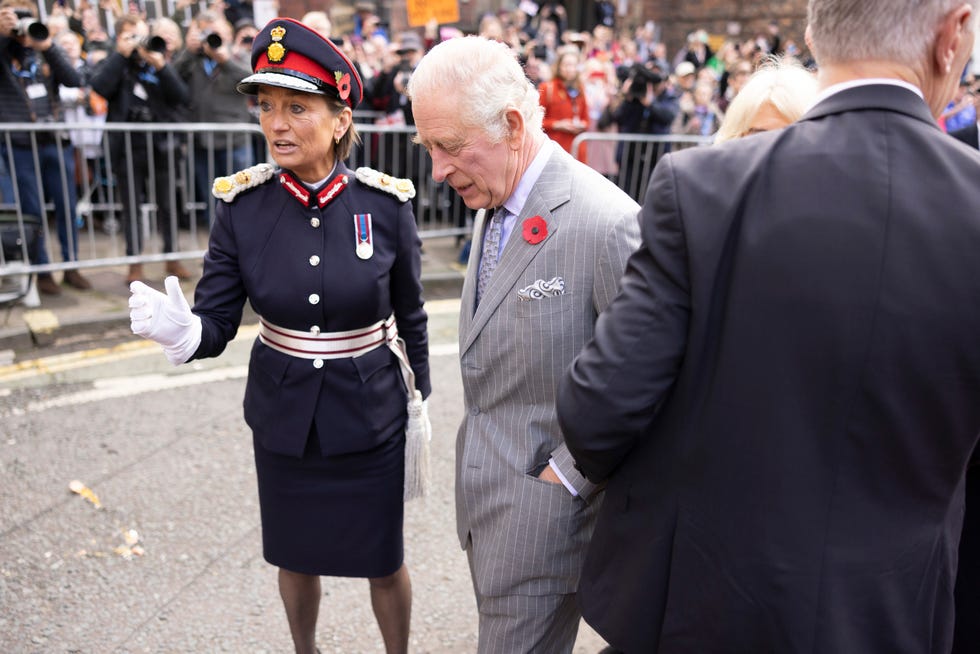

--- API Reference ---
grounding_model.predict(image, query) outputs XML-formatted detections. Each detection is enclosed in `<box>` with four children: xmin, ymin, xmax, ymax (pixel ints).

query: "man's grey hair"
<box><xmin>808</xmin><ymin>0</ymin><xmax>979</xmax><ymax>68</ymax></box>
<box><xmin>407</xmin><ymin>36</ymin><xmax>544</xmax><ymax>143</ymax></box>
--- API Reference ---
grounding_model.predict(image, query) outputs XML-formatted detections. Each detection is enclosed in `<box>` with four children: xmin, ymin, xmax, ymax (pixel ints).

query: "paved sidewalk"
<box><xmin>0</xmin><ymin>235</ymin><xmax>468</xmax><ymax>362</ymax></box>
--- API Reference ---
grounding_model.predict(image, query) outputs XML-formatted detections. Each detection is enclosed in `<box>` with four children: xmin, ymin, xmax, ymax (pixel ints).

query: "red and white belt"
<box><xmin>258</xmin><ymin>314</ymin><xmax>398</xmax><ymax>360</ymax></box>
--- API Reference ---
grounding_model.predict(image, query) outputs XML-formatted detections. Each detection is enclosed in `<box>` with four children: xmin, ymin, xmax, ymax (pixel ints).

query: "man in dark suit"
<box><xmin>556</xmin><ymin>1</ymin><xmax>980</xmax><ymax>652</ymax></box>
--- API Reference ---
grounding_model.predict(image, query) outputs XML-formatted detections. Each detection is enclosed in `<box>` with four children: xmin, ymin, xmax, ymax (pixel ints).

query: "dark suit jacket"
<box><xmin>557</xmin><ymin>84</ymin><xmax>980</xmax><ymax>653</ymax></box>
<box><xmin>950</xmin><ymin>121</ymin><xmax>979</xmax><ymax>148</ymax></box>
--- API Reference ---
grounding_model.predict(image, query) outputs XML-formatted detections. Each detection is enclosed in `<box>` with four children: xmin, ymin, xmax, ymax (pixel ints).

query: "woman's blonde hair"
<box><xmin>714</xmin><ymin>57</ymin><xmax>818</xmax><ymax>143</ymax></box>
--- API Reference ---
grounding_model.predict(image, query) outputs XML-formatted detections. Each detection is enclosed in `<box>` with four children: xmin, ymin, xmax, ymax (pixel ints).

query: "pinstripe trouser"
<box><xmin>467</xmin><ymin>548</ymin><xmax>581</xmax><ymax>654</ymax></box>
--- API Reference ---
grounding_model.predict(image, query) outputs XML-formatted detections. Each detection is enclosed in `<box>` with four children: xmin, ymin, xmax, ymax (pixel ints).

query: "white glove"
<box><xmin>129</xmin><ymin>275</ymin><xmax>202</xmax><ymax>366</ymax></box>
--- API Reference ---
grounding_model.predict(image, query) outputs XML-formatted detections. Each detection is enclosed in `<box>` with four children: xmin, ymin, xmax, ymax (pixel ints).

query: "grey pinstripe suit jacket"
<box><xmin>456</xmin><ymin>142</ymin><xmax>640</xmax><ymax>598</ymax></box>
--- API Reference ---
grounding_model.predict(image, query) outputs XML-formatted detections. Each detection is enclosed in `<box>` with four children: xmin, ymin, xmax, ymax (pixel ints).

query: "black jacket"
<box><xmin>89</xmin><ymin>51</ymin><xmax>189</xmax><ymax>154</ymax></box>
<box><xmin>0</xmin><ymin>38</ymin><xmax>82</xmax><ymax>145</ymax></box>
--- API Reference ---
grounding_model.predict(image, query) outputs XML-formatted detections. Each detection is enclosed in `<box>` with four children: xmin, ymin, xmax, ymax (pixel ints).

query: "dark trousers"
<box><xmin>112</xmin><ymin>145</ymin><xmax>179</xmax><ymax>257</ymax></box>
<box><xmin>0</xmin><ymin>141</ymin><xmax>80</xmax><ymax>265</ymax></box>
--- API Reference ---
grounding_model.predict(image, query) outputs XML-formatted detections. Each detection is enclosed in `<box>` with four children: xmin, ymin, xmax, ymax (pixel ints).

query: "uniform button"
<box><xmin>308</xmin><ymin>294</ymin><xmax>320</xmax><ymax>305</ymax></box>
<box><xmin>309</xmin><ymin>255</ymin><xmax>320</xmax><ymax>267</ymax></box>
<box><xmin>313</xmin><ymin>358</ymin><xmax>324</xmax><ymax>369</ymax></box>
<box><xmin>310</xmin><ymin>217</ymin><xmax>320</xmax><ymax>228</ymax></box>
<box><xmin>470</xmin><ymin>407</ymin><xmax>480</xmax><ymax>416</ymax></box>
<box><xmin>310</xmin><ymin>325</ymin><xmax>321</xmax><ymax>335</ymax></box>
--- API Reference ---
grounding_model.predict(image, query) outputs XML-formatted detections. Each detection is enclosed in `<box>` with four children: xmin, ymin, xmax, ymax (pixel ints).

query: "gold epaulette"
<box><xmin>355</xmin><ymin>167</ymin><xmax>416</xmax><ymax>202</ymax></box>
<box><xmin>212</xmin><ymin>163</ymin><xmax>277</xmax><ymax>203</ymax></box>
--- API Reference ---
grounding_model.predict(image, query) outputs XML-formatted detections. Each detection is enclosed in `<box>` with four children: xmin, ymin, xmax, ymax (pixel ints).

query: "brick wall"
<box><xmin>643</xmin><ymin>0</ymin><xmax>809</xmax><ymax>63</ymax></box>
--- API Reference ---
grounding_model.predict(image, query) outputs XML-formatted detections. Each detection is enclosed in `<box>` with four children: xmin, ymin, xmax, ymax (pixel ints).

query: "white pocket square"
<box><xmin>518</xmin><ymin>276</ymin><xmax>565</xmax><ymax>301</ymax></box>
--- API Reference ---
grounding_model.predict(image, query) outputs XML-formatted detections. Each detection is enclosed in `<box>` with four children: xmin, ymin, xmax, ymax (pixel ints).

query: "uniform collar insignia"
<box><xmin>279</xmin><ymin>172</ymin><xmax>310</xmax><ymax>205</ymax></box>
<box><xmin>317</xmin><ymin>173</ymin><xmax>349</xmax><ymax>208</ymax></box>
<box><xmin>279</xmin><ymin>171</ymin><xmax>350</xmax><ymax>208</ymax></box>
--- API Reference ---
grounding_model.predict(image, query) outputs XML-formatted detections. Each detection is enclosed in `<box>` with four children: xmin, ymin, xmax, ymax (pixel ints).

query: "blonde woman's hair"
<box><xmin>714</xmin><ymin>58</ymin><xmax>818</xmax><ymax>143</ymax></box>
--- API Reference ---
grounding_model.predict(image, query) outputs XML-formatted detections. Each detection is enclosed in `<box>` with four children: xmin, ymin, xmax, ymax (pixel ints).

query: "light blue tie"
<box><xmin>476</xmin><ymin>209</ymin><xmax>504</xmax><ymax>305</ymax></box>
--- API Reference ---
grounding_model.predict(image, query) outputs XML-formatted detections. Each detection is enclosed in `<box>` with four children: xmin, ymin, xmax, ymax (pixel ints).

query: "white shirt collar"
<box><xmin>501</xmin><ymin>139</ymin><xmax>553</xmax><ymax>218</ymax></box>
<box><xmin>807</xmin><ymin>78</ymin><xmax>924</xmax><ymax>113</ymax></box>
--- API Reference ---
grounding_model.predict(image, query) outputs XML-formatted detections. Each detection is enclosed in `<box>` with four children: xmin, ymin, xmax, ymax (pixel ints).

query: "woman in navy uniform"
<box><xmin>127</xmin><ymin>18</ymin><xmax>429</xmax><ymax>654</ymax></box>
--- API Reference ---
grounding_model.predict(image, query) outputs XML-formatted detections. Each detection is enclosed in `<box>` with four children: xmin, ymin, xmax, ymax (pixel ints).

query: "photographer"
<box><xmin>369</xmin><ymin>31</ymin><xmax>424</xmax><ymax>128</ymax></box>
<box><xmin>0</xmin><ymin>0</ymin><xmax>90</xmax><ymax>294</ymax></box>
<box><xmin>604</xmin><ymin>62</ymin><xmax>678</xmax><ymax>191</ymax></box>
<box><xmin>175</xmin><ymin>11</ymin><xmax>251</xmax><ymax>228</ymax></box>
<box><xmin>368</xmin><ymin>31</ymin><xmax>424</xmax><ymax>183</ymax></box>
<box><xmin>89</xmin><ymin>13</ymin><xmax>190</xmax><ymax>284</ymax></box>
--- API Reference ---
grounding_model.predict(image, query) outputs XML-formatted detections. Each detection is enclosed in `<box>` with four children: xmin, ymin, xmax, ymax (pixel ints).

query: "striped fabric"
<box><xmin>455</xmin><ymin>142</ymin><xmax>641</xmax><ymax>643</ymax></box>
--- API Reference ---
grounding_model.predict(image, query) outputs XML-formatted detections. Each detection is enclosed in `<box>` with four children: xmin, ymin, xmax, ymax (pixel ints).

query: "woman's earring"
<box><xmin>335</xmin><ymin>136</ymin><xmax>341</xmax><ymax>146</ymax></box>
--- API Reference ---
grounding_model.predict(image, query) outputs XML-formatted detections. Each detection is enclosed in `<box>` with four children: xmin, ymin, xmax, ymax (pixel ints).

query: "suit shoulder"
<box><xmin>354</xmin><ymin>166</ymin><xmax>416</xmax><ymax>203</ymax></box>
<box><xmin>212</xmin><ymin>163</ymin><xmax>277</xmax><ymax>203</ymax></box>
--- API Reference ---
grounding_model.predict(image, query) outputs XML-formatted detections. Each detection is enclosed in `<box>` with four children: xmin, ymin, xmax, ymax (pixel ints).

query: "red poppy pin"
<box><xmin>522</xmin><ymin>215</ymin><xmax>548</xmax><ymax>245</ymax></box>
<box><xmin>335</xmin><ymin>71</ymin><xmax>351</xmax><ymax>101</ymax></box>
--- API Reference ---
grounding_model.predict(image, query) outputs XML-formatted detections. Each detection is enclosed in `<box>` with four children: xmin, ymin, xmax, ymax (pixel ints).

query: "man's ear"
<box><xmin>934</xmin><ymin>3</ymin><xmax>973</xmax><ymax>76</ymax></box>
<box><xmin>504</xmin><ymin>108</ymin><xmax>525</xmax><ymax>149</ymax></box>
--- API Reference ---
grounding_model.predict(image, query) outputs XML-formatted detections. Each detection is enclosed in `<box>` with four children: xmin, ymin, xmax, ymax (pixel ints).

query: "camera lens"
<box><xmin>205</xmin><ymin>33</ymin><xmax>223</xmax><ymax>49</ymax></box>
<box><xmin>13</xmin><ymin>18</ymin><xmax>48</xmax><ymax>40</ymax></box>
<box><xmin>141</xmin><ymin>35</ymin><xmax>167</xmax><ymax>53</ymax></box>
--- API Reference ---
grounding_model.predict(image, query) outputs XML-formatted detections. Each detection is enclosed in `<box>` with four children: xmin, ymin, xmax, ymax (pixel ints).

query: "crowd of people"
<box><xmin>0</xmin><ymin>0</ymin><xmax>818</xmax><ymax>298</ymax></box>
<box><xmin>9</xmin><ymin>0</ymin><xmax>972</xmax><ymax>653</ymax></box>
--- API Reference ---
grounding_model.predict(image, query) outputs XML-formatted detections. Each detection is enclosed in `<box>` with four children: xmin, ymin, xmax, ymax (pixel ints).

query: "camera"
<box><xmin>139</xmin><ymin>35</ymin><xmax>168</xmax><ymax>53</ymax></box>
<box><xmin>12</xmin><ymin>9</ymin><xmax>48</xmax><ymax>41</ymax></box>
<box><xmin>626</xmin><ymin>64</ymin><xmax>663</xmax><ymax>99</ymax></box>
<box><xmin>127</xmin><ymin>105</ymin><xmax>153</xmax><ymax>123</ymax></box>
<box><xmin>203</xmin><ymin>32</ymin><xmax>222</xmax><ymax>49</ymax></box>
<box><xmin>395</xmin><ymin>58</ymin><xmax>413</xmax><ymax>74</ymax></box>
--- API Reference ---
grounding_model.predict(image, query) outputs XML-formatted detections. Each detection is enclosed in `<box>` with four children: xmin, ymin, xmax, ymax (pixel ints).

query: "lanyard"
<box><xmin>11</xmin><ymin>56</ymin><xmax>39</xmax><ymax>83</ymax></box>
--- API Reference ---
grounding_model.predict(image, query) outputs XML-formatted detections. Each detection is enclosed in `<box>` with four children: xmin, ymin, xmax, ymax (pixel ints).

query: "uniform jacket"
<box><xmin>190</xmin><ymin>161</ymin><xmax>430</xmax><ymax>458</ymax></box>
<box><xmin>456</xmin><ymin>142</ymin><xmax>640</xmax><ymax>598</ymax></box>
<box><xmin>558</xmin><ymin>84</ymin><xmax>980</xmax><ymax>652</ymax></box>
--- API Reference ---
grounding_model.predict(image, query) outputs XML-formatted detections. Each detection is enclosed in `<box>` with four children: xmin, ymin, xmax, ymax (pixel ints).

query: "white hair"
<box><xmin>808</xmin><ymin>0</ymin><xmax>979</xmax><ymax>68</ymax></box>
<box><xmin>407</xmin><ymin>36</ymin><xmax>544</xmax><ymax>142</ymax></box>
<box><xmin>714</xmin><ymin>58</ymin><xmax>819</xmax><ymax>143</ymax></box>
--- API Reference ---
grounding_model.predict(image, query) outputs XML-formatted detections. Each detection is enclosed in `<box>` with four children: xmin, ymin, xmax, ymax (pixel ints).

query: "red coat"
<box><xmin>539</xmin><ymin>79</ymin><xmax>588</xmax><ymax>162</ymax></box>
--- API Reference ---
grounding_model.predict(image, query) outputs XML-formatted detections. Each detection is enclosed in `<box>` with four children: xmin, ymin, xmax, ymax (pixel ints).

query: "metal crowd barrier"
<box><xmin>0</xmin><ymin>122</ymin><xmax>712</xmax><ymax>290</ymax></box>
<box><xmin>571</xmin><ymin>132</ymin><xmax>714</xmax><ymax>201</ymax></box>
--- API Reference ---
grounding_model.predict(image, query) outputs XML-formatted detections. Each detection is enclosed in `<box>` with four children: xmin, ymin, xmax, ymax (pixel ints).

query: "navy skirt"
<box><xmin>253</xmin><ymin>428</ymin><xmax>405</xmax><ymax>578</ymax></box>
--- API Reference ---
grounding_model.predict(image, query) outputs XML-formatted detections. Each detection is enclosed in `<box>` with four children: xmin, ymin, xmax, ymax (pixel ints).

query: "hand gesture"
<box><xmin>129</xmin><ymin>275</ymin><xmax>202</xmax><ymax>365</ymax></box>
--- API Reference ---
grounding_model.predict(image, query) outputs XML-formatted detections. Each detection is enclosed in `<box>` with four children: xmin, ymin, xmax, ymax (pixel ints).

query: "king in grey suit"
<box><xmin>409</xmin><ymin>37</ymin><xmax>640</xmax><ymax>653</ymax></box>
<box><xmin>557</xmin><ymin>1</ymin><xmax>980</xmax><ymax>652</ymax></box>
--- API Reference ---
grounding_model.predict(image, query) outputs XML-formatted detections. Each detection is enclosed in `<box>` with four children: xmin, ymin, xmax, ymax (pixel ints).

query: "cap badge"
<box><xmin>267</xmin><ymin>25</ymin><xmax>286</xmax><ymax>62</ymax></box>
<box><xmin>334</xmin><ymin>71</ymin><xmax>352</xmax><ymax>101</ymax></box>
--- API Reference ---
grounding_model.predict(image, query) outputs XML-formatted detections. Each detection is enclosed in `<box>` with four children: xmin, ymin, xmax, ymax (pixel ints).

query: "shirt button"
<box><xmin>309</xmin><ymin>255</ymin><xmax>320</xmax><ymax>267</ymax></box>
<box><xmin>470</xmin><ymin>407</ymin><xmax>480</xmax><ymax>416</ymax></box>
<box><xmin>308</xmin><ymin>294</ymin><xmax>320</xmax><ymax>305</ymax></box>
<box><xmin>310</xmin><ymin>217</ymin><xmax>320</xmax><ymax>228</ymax></box>
<box><xmin>310</xmin><ymin>325</ymin><xmax>320</xmax><ymax>335</ymax></box>
<box><xmin>313</xmin><ymin>358</ymin><xmax>324</xmax><ymax>369</ymax></box>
